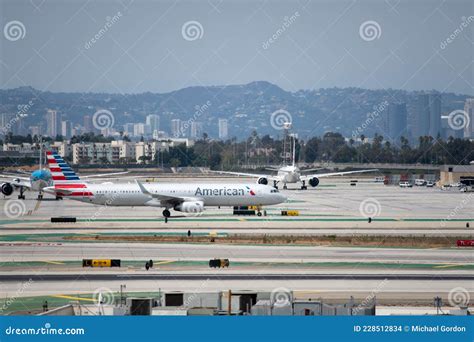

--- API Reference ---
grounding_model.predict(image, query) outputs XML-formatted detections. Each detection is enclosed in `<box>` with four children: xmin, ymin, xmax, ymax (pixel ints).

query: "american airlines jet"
<box><xmin>43</xmin><ymin>152</ymin><xmax>287</xmax><ymax>217</ymax></box>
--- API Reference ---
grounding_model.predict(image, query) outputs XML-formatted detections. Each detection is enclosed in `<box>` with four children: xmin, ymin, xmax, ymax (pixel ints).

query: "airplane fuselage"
<box><xmin>277</xmin><ymin>165</ymin><xmax>301</xmax><ymax>184</ymax></box>
<box><xmin>54</xmin><ymin>182</ymin><xmax>286</xmax><ymax>208</ymax></box>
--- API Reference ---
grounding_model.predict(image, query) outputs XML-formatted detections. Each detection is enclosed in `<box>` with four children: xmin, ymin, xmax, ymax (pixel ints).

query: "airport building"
<box><xmin>38</xmin><ymin>290</ymin><xmax>376</xmax><ymax>316</ymax></box>
<box><xmin>439</xmin><ymin>164</ymin><xmax>474</xmax><ymax>186</ymax></box>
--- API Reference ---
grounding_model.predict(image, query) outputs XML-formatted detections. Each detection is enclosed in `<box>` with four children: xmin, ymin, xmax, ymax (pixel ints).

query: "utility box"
<box><xmin>126</xmin><ymin>298</ymin><xmax>153</xmax><ymax>316</ymax></box>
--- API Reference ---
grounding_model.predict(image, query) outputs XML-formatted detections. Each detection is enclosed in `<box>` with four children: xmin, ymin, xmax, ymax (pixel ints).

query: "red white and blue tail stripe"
<box><xmin>46</xmin><ymin>151</ymin><xmax>81</xmax><ymax>182</ymax></box>
<box><xmin>45</xmin><ymin>151</ymin><xmax>92</xmax><ymax>197</ymax></box>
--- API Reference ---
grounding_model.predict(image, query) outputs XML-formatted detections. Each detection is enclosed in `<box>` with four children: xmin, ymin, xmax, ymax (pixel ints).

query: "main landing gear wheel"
<box><xmin>257</xmin><ymin>211</ymin><xmax>262</xmax><ymax>217</ymax></box>
<box><xmin>273</xmin><ymin>180</ymin><xmax>279</xmax><ymax>189</ymax></box>
<box><xmin>283</xmin><ymin>184</ymin><xmax>288</xmax><ymax>190</ymax></box>
<box><xmin>301</xmin><ymin>181</ymin><xmax>307</xmax><ymax>190</ymax></box>
<box><xmin>18</xmin><ymin>187</ymin><xmax>26</xmax><ymax>200</ymax></box>
<box><xmin>163</xmin><ymin>209</ymin><xmax>171</xmax><ymax>218</ymax></box>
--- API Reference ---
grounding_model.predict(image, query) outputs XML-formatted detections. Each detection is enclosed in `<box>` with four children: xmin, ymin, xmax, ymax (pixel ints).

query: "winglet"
<box><xmin>136</xmin><ymin>180</ymin><xmax>152</xmax><ymax>196</ymax></box>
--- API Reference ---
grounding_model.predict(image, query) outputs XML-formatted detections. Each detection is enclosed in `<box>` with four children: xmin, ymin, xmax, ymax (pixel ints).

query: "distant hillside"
<box><xmin>0</xmin><ymin>82</ymin><xmax>469</xmax><ymax>139</ymax></box>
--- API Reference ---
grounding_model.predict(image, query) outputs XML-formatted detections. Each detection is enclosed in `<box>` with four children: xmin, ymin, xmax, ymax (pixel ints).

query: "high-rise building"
<box><xmin>46</xmin><ymin>109</ymin><xmax>60</xmax><ymax>137</ymax></box>
<box><xmin>83</xmin><ymin>115</ymin><xmax>92</xmax><ymax>133</ymax></box>
<box><xmin>384</xmin><ymin>103</ymin><xmax>408</xmax><ymax>145</ymax></box>
<box><xmin>171</xmin><ymin>119</ymin><xmax>181</xmax><ymax>137</ymax></box>
<box><xmin>412</xmin><ymin>94</ymin><xmax>430</xmax><ymax>139</ymax></box>
<box><xmin>218</xmin><ymin>118</ymin><xmax>228</xmax><ymax>140</ymax></box>
<box><xmin>1</xmin><ymin>113</ymin><xmax>19</xmax><ymax>135</ymax></box>
<box><xmin>61</xmin><ymin>120</ymin><xmax>72</xmax><ymax>138</ymax></box>
<box><xmin>146</xmin><ymin>114</ymin><xmax>160</xmax><ymax>132</ymax></box>
<box><xmin>463</xmin><ymin>98</ymin><xmax>474</xmax><ymax>139</ymax></box>
<box><xmin>428</xmin><ymin>93</ymin><xmax>441</xmax><ymax>138</ymax></box>
<box><xmin>123</xmin><ymin>123</ymin><xmax>134</xmax><ymax>136</ymax></box>
<box><xmin>133</xmin><ymin>123</ymin><xmax>150</xmax><ymax>137</ymax></box>
<box><xmin>190</xmin><ymin>121</ymin><xmax>203</xmax><ymax>139</ymax></box>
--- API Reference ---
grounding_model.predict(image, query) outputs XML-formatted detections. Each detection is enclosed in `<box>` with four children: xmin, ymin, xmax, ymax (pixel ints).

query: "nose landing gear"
<box><xmin>301</xmin><ymin>181</ymin><xmax>307</xmax><ymax>190</ymax></box>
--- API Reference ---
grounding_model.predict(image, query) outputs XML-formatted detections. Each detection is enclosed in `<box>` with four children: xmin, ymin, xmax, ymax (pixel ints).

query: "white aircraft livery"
<box><xmin>43</xmin><ymin>151</ymin><xmax>287</xmax><ymax>217</ymax></box>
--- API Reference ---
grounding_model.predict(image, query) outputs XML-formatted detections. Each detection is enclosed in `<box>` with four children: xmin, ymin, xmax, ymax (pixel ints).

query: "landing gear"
<box><xmin>273</xmin><ymin>180</ymin><xmax>279</xmax><ymax>189</ymax></box>
<box><xmin>17</xmin><ymin>187</ymin><xmax>26</xmax><ymax>200</ymax></box>
<box><xmin>257</xmin><ymin>211</ymin><xmax>262</xmax><ymax>217</ymax></box>
<box><xmin>283</xmin><ymin>184</ymin><xmax>288</xmax><ymax>190</ymax></box>
<box><xmin>37</xmin><ymin>191</ymin><xmax>44</xmax><ymax>200</ymax></box>
<box><xmin>301</xmin><ymin>181</ymin><xmax>307</xmax><ymax>190</ymax></box>
<box><xmin>163</xmin><ymin>209</ymin><xmax>171</xmax><ymax>218</ymax></box>
<box><xmin>55</xmin><ymin>196</ymin><xmax>63</xmax><ymax>200</ymax></box>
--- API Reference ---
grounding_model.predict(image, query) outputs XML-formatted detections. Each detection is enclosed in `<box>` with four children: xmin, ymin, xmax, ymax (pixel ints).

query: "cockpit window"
<box><xmin>270</xmin><ymin>189</ymin><xmax>279</xmax><ymax>193</ymax></box>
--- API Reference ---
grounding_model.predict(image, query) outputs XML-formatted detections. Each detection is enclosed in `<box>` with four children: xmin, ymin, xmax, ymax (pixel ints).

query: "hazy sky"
<box><xmin>0</xmin><ymin>0</ymin><xmax>473</xmax><ymax>94</ymax></box>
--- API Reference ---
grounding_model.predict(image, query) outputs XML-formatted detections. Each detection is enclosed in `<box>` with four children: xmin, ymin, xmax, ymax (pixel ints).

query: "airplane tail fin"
<box><xmin>46</xmin><ymin>151</ymin><xmax>82</xmax><ymax>184</ymax></box>
<box><xmin>44</xmin><ymin>151</ymin><xmax>90</xmax><ymax>197</ymax></box>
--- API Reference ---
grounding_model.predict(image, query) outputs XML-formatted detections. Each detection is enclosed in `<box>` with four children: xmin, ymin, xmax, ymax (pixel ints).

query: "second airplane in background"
<box><xmin>212</xmin><ymin>135</ymin><xmax>377</xmax><ymax>189</ymax></box>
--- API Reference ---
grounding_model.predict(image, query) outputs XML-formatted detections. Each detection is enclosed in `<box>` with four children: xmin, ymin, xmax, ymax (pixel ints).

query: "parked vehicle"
<box><xmin>426</xmin><ymin>181</ymin><xmax>435</xmax><ymax>187</ymax></box>
<box><xmin>399</xmin><ymin>181</ymin><xmax>413</xmax><ymax>188</ymax></box>
<box><xmin>414</xmin><ymin>179</ymin><xmax>427</xmax><ymax>186</ymax></box>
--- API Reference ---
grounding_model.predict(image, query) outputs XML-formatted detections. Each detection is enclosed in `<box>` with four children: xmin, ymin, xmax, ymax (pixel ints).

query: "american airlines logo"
<box><xmin>195</xmin><ymin>187</ymin><xmax>255</xmax><ymax>196</ymax></box>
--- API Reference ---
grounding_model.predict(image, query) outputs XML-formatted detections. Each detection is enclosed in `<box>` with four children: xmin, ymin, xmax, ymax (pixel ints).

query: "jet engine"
<box><xmin>308</xmin><ymin>177</ymin><xmax>319</xmax><ymax>187</ymax></box>
<box><xmin>174</xmin><ymin>201</ymin><xmax>204</xmax><ymax>213</ymax></box>
<box><xmin>257</xmin><ymin>177</ymin><xmax>268</xmax><ymax>185</ymax></box>
<box><xmin>1</xmin><ymin>183</ymin><xmax>14</xmax><ymax>196</ymax></box>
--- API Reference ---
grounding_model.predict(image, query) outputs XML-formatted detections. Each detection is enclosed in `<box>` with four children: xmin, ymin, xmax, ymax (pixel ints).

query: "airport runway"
<box><xmin>0</xmin><ymin>177</ymin><xmax>472</xmax><ymax>307</ymax></box>
<box><xmin>1</xmin><ymin>178</ymin><xmax>473</xmax><ymax>227</ymax></box>
<box><xmin>0</xmin><ymin>242</ymin><xmax>471</xmax><ymax>264</ymax></box>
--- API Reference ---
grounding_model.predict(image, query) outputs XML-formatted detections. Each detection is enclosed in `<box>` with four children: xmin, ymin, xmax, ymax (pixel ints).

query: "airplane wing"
<box><xmin>208</xmin><ymin>170</ymin><xmax>280</xmax><ymax>181</ymax></box>
<box><xmin>43</xmin><ymin>187</ymin><xmax>73</xmax><ymax>196</ymax></box>
<box><xmin>300</xmin><ymin>169</ymin><xmax>379</xmax><ymax>181</ymax></box>
<box><xmin>0</xmin><ymin>175</ymin><xmax>32</xmax><ymax>188</ymax></box>
<box><xmin>136</xmin><ymin>180</ymin><xmax>193</xmax><ymax>206</ymax></box>
<box><xmin>300</xmin><ymin>168</ymin><xmax>324</xmax><ymax>173</ymax></box>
